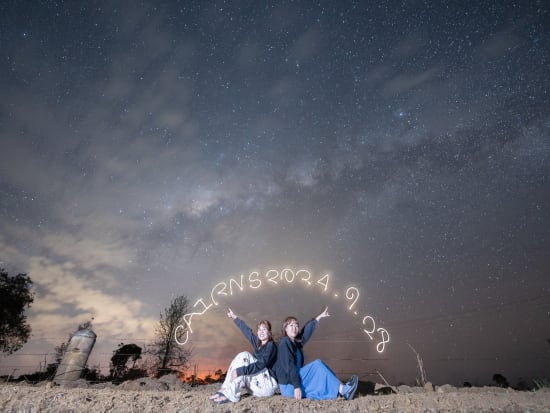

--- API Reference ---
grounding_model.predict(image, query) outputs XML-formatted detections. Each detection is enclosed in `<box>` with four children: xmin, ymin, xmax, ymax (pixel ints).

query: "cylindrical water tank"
<box><xmin>53</xmin><ymin>329</ymin><xmax>97</xmax><ymax>385</ymax></box>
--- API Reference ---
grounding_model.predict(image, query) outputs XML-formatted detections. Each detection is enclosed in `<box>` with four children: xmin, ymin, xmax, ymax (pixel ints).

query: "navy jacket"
<box><xmin>273</xmin><ymin>318</ymin><xmax>318</xmax><ymax>388</ymax></box>
<box><xmin>234</xmin><ymin>317</ymin><xmax>277</xmax><ymax>377</ymax></box>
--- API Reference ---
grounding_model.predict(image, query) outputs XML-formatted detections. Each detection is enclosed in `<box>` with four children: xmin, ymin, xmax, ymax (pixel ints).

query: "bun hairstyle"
<box><xmin>281</xmin><ymin>316</ymin><xmax>298</xmax><ymax>337</ymax></box>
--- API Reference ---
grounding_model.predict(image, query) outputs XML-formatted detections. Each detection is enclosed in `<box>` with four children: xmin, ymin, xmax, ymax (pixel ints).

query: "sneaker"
<box><xmin>342</xmin><ymin>375</ymin><xmax>358</xmax><ymax>400</ymax></box>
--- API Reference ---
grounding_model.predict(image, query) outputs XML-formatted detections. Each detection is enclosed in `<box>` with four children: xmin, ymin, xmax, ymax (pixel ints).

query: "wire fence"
<box><xmin>2</xmin><ymin>292</ymin><xmax>549</xmax><ymax>384</ymax></box>
<box><xmin>3</xmin><ymin>340</ymin><xmax>549</xmax><ymax>385</ymax></box>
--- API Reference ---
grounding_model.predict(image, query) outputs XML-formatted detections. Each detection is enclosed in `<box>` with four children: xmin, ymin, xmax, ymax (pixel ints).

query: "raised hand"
<box><xmin>315</xmin><ymin>306</ymin><xmax>330</xmax><ymax>321</ymax></box>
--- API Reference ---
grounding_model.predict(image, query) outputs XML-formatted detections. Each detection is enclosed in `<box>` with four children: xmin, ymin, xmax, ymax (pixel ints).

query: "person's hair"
<box><xmin>257</xmin><ymin>320</ymin><xmax>273</xmax><ymax>346</ymax></box>
<box><xmin>281</xmin><ymin>316</ymin><xmax>298</xmax><ymax>337</ymax></box>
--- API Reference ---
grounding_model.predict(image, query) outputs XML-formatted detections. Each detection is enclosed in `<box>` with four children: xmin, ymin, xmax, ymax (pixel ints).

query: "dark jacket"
<box><xmin>273</xmin><ymin>318</ymin><xmax>318</xmax><ymax>388</ymax></box>
<box><xmin>234</xmin><ymin>317</ymin><xmax>277</xmax><ymax>377</ymax></box>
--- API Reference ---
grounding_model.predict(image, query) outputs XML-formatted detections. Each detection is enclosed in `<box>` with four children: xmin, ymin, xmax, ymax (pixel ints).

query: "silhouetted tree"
<box><xmin>54</xmin><ymin>341</ymin><xmax>69</xmax><ymax>365</ymax></box>
<box><xmin>515</xmin><ymin>377</ymin><xmax>529</xmax><ymax>391</ymax></box>
<box><xmin>77</xmin><ymin>320</ymin><xmax>93</xmax><ymax>330</ymax></box>
<box><xmin>493</xmin><ymin>373</ymin><xmax>510</xmax><ymax>388</ymax></box>
<box><xmin>82</xmin><ymin>365</ymin><xmax>103</xmax><ymax>382</ymax></box>
<box><xmin>148</xmin><ymin>295</ymin><xmax>191</xmax><ymax>377</ymax></box>
<box><xmin>110</xmin><ymin>343</ymin><xmax>142</xmax><ymax>380</ymax></box>
<box><xmin>214</xmin><ymin>368</ymin><xmax>225</xmax><ymax>382</ymax></box>
<box><xmin>0</xmin><ymin>269</ymin><xmax>34</xmax><ymax>354</ymax></box>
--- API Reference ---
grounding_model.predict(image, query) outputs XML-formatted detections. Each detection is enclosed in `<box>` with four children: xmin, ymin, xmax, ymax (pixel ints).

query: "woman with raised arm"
<box><xmin>274</xmin><ymin>306</ymin><xmax>358</xmax><ymax>400</ymax></box>
<box><xmin>209</xmin><ymin>308</ymin><xmax>278</xmax><ymax>404</ymax></box>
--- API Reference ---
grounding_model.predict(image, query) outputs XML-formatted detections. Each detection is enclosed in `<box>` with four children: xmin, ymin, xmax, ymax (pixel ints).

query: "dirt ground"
<box><xmin>1</xmin><ymin>377</ymin><xmax>550</xmax><ymax>413</ymax></box>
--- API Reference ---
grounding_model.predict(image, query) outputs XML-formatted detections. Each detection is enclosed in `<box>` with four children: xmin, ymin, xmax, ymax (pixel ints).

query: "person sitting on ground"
<box><xmin>273</xmin><ymin>306</ymin><xmax>359</xmax><ymax>400</ymax></box>
<box><xmin>209</xmin><ymin>308</ymin><xmax>278</xmax><ymax>404</ymax></box>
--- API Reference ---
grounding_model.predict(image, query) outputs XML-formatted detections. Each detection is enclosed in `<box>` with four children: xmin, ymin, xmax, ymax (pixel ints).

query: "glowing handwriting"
<box><xmin>174</xmin><ymin>268</ymin><xmax>390</xmax><ymax>352</ymax></box>
<box><xmin>174</xmin><ymin>298</ymin><xmax>212</xmax><ymax>345</ymax></box>
<box><xmin>317</xmin><ymin>273</ymin><xmax>329</xmax><ymax>291</ymax></box>
<box><xmin>345</xmin><ymin>287</ymin><xmax>359</xmax><ymax>311</ymax></box>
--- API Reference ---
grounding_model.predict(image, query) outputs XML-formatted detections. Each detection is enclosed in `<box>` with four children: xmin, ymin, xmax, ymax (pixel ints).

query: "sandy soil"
<box><xmin>1</xmin><ymin>377</ymin><xmax>549</xmax><ymax>413</ymax></box>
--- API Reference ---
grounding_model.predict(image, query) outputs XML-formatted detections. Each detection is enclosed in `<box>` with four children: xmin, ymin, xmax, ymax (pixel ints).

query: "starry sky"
<box><xmin>1</xmin><ymin>1</ymin><xmax>549</xmax><ymax>386</ymax></box>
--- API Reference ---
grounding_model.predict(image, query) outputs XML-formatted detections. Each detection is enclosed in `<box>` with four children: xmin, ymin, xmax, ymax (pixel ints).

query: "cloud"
<box><xmin>391</xmin><ymin>36</ymin><xmax>424</xmax><ymax>58</ymax></box>
<box><xmin>476</xmin><ymin>30</ymin><xmax>522</xmax><ymax>58</ymax></box>
<box><xmin>381</xmin><ymin>67</ymin><xmax>439</xmax><ymax>97</ymax></box>
<box><xmin>286</xmin><ymin>158</ymin><xmax>321</xmax><ymax>187</ymax></box>
<box><xmin>27</xmin><ymin>255</ymin><xmax>157</xmax><ymax>346</ymax></box>
<box><xmin>289</xmin><ymin>28</ymin><xmax>322</xmax><ymax>60</ymax></box>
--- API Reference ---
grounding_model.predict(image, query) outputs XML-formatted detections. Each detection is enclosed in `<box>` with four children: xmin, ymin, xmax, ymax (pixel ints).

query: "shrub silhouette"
<box><xmin>493</xmin><ymin>373</ymin><xmax>510</xmax><ymax>388</ymax></box>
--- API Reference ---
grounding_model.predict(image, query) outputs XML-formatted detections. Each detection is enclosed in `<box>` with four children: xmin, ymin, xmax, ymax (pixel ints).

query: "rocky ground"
<box><xmin>1</xmin><ymin>376</ymin><xmax>549</xmax><ymax>412</ymax></box>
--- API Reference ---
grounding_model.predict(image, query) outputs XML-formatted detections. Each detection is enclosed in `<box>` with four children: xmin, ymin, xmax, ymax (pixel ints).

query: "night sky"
<box><xmin>1</xmin><ymin>1</ymin><xmax>549</xmax><ymax>386</ymax></box>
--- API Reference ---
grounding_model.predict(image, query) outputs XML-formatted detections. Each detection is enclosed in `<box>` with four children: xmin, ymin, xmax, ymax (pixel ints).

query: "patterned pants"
<box><xmin>219</xmin><ymin>351</ymin><xmax>278</xmax><ymax>402</ymax></box>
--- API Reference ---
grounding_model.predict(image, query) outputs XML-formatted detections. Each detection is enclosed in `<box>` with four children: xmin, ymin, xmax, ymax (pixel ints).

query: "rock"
<box><xmin>375</xmin><ymin>383</ymin><xmax>397</xmax><ymax>394</ymax></box>
<box><xmin>436</xmin><ymin>384</ymin><xmax>457</xmax><ymax>393</ymax></box>
<box><xmin>118</xmin><ymin>377</ymin><xmax>169</xmax><ymax>391</ymax></box>
<box><xmin>59</xmin><ymin>378</ymin><xmax>90</xmax><ymax>389</ymax></box>
<box><xmin>158</xmin><ymin>373</ymin><xmax>186</xmax><ymax>390</ymax></box>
